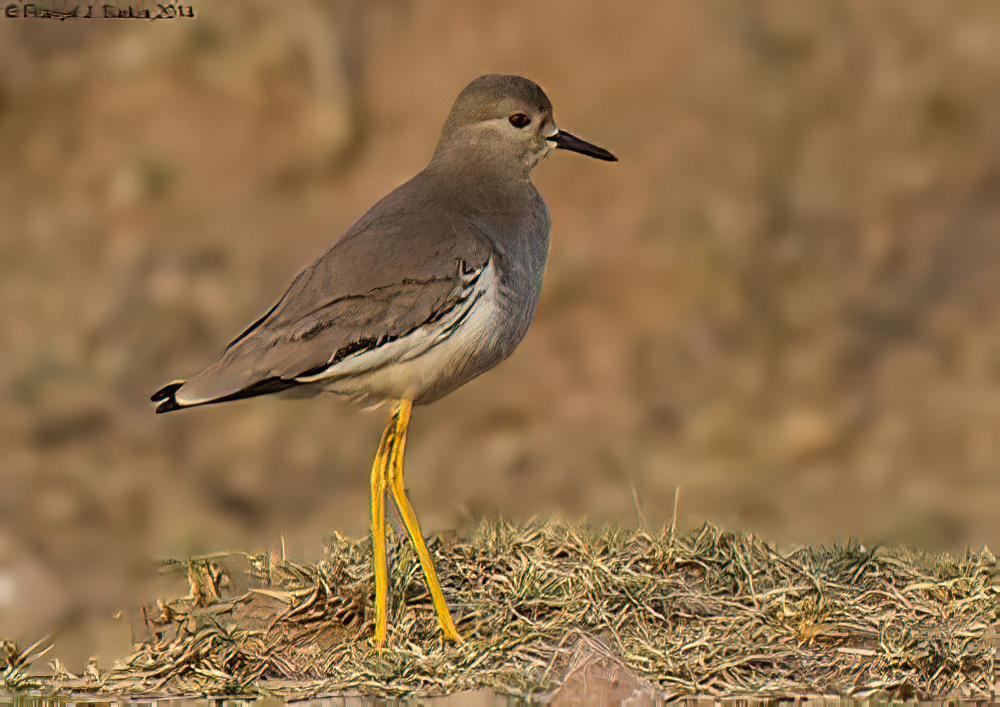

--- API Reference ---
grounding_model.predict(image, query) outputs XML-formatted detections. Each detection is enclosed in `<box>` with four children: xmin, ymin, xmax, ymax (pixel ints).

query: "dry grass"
<box><xmin>3</xmin><ymin>519</ymin><xmax>997</xmax><ymax>701</ymax></box>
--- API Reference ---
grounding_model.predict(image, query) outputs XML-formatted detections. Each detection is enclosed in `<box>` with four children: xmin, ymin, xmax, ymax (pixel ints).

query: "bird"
<box><xmin>151</xmin><ymin>74</ymin><xmax>616</xmax><ymax>647</ymax></box>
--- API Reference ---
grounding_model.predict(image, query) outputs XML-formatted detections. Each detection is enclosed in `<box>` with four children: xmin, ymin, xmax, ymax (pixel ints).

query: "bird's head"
<box><xmin>432</xmin><ymin>74</ymin><xmax>617</xmax><ymax>174</ymax></box>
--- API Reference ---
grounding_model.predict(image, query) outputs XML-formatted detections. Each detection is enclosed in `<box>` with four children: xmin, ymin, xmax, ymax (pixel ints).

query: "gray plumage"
<box><xmin>152</xmin><ymin>74</ymin><xmax>615</xmax><ymax>413</ymax></box>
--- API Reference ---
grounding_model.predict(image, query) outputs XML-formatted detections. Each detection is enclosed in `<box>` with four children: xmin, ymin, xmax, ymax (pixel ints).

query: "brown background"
<box><xmin>2</xmin><ymin>0</ymin><xmax>999</xmax><ymax>663</ymax></box>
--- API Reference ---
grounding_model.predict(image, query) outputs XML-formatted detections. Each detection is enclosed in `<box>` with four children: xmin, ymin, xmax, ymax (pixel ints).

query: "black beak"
<box><xmin>551</xmin><ymin>130</ymin><xmax>617</xmax><ymax>162</ymax></box>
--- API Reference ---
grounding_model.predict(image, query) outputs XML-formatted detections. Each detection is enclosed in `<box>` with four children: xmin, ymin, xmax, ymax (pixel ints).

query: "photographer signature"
<box><xmin>4</xmin><ymin>3</ymin><xmax>196</xmax><ymax>20</ymax></box>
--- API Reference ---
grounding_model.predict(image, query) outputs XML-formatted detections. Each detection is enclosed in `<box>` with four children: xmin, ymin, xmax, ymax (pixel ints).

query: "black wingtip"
<box><xmin>155</xmin><ymin>400</ymin><xmax>182</xmax><ymax>414</ymax></box>
<box><xmin>151</xmin><ymin>380</ymin><xmax>185</xmax><ymax>413</ymax></box>
<box><xmin>149</xmin><ymin>376</ymin><xmax>303</xmax><ymax>414</ymax></box>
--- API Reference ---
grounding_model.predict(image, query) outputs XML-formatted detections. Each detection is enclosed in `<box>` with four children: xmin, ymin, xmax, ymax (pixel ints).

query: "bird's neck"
<box><xmin>425</xmin><ymin>159</ymin><xmax>536</xmax><ymax>220</ymax></box>
<box><xmin>430</xmin><ymin>131</ymin><xmax>534</xmax><ymax>184</ymax></box>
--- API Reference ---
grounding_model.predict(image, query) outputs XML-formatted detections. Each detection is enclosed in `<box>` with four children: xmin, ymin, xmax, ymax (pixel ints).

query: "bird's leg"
<box><xmin>369</xmin><ymin>413</ymin><xmax>394</xmax><ymax>648</ymax></box>
<box><xmin>386</xmin><ymin>400</ymin><xmax>462</xmax><ymax>642</ymax></box>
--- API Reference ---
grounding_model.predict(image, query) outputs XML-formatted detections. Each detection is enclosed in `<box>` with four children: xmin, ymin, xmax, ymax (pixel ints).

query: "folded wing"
<box><xmin>152</xmin><ymin>183</ymin><xmax>493</xmax><ymax>413</ymax></box>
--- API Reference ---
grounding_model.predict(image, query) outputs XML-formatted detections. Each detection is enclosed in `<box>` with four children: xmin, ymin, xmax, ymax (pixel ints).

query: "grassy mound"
<box><xmin>3</xmin><ymin>520</ymin><xmax>997</xmax><ymax>701</ymax></box>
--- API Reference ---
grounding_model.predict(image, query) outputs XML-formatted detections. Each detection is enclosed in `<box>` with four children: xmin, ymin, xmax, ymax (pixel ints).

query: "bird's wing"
<box><xmin>152</xmin><ymin>185</ymin><xmax>493</xmax><ymax>412</ymax></box>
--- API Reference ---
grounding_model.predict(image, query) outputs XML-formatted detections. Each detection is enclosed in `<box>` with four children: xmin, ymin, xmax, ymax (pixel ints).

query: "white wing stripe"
<box><xmin>292</xmin><ymin>261</ymin><xmax>491</xmax><ymax>384</ymax></box>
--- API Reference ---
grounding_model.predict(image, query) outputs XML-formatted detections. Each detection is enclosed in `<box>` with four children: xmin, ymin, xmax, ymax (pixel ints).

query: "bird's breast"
<box><xmin>408</xmin><ymin>259</ymin><xmax>537</xmax><ymax>403</ymax></box>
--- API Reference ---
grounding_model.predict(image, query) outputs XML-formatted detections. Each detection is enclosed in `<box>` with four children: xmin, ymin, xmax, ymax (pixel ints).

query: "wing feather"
<box><xmin>158</xmin><ymin>176</ymin><xmax>493</xmax><ymax>410</ymax></box>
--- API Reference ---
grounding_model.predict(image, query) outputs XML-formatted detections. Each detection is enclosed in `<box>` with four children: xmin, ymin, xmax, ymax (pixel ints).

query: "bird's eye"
<box><xmin>508</xmin><ymin>113</ymin><xmax>531</xmax><ymax>128</ymax></box>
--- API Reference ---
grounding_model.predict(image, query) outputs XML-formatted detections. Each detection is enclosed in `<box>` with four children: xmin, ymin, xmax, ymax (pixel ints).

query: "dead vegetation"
<box><xmin>4</xmin><ymin>519</ymin><xmax>996</xmax><ymax>701</ymax></box>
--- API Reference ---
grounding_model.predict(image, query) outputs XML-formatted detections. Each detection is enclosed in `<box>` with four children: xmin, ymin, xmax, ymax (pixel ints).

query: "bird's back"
<box><xmin>153</xmin><ymin>167</ymin><xmax>551</xmax><ymax>410</ymax></box>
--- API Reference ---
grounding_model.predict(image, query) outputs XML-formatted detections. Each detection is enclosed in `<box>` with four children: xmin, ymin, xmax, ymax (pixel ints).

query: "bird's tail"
<box><xmin>151</xmin><ymin>375</ymin><xmax>301</xmax><ymax>414</ymax></box>
<box><xmin>150</xmin><ymin>380</ymin><xmax>188</xmax><ymax>414</ymax></box>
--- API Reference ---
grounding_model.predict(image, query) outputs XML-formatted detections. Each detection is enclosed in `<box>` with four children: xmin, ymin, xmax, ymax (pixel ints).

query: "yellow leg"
<box><xmin>386</xmin><ymin>400</ymin><xmax>462</xmax><ymax>642</ymax></box>
<box><xmin>369</xmin><ymin>417</ymin><xmax>393</xmax><ymax>648</ymax></box>
<box><xmin>389</xmin><ymin>400</ymin><xmax>462</xmax><ymax>641</ymax></box>
<box><xmin>369</xmin><ymin>400</ymin><xmax>462</xmax><ymax>646</ymax></box>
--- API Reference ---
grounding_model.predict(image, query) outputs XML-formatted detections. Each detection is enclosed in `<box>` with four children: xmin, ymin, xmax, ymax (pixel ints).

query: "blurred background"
<box><xmin>2</xmin><ymin>0</ymin><xmax>999</xmax><ymax>668</ymax></box>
